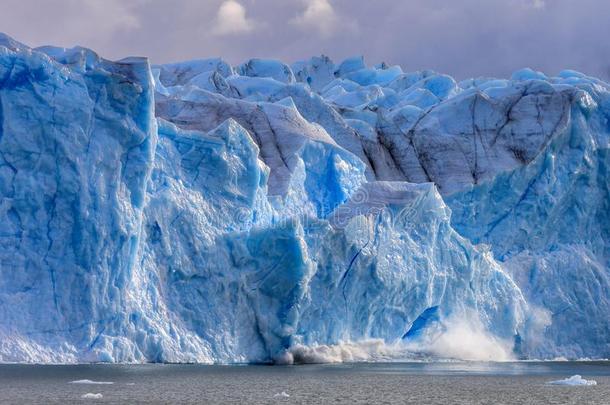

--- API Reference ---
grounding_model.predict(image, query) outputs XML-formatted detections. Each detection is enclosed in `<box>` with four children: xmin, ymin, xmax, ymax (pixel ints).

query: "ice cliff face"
<box><xmin>0</xmin><ymin>35</ymin><xmax>608</xmax><ymax>362</ymax></box>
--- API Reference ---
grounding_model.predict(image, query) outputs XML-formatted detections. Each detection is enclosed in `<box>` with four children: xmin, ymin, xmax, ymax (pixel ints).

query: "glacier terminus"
<box><xmin>0</xmin><ymin>34</ymin><xmax>608</xmax><ymax>363</ymax></box>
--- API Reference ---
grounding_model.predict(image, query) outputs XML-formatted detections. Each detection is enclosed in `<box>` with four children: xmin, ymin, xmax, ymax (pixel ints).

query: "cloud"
<box><xmin>212</xmin><ymin>0</ymin><xmax>256</xmax><ymax>36</ymax></box>
<box><xmin>532</xmin><ymin>0</ymin><xmax>546</xmax><ymax>8</ymax></box>
<box><xmin>1</xmin><ymin>0</ymin><xmax>610</xmax><ymax>80</ymax></box>
<box><xmin>78</xmin><ymin>0</ymin><xmax>141</xmax><ymax>32</ymax></box>
<box><xmin>517</xmin><ymin>0</ymin><xmax>546</xmax><ymax>9</ymax></box>
<box><xmin>0</xmin><ymin>0</ymin><xmax>142</xmax><ymax>49</ymax></box>
<box><xmin>291</xmin><ymin>0</ymin><xmax>351</xmax><ymax>37</ymax></box>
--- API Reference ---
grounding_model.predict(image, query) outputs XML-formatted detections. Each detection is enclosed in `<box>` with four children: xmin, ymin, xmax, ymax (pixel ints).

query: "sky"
<box><xmin>1</xmin><ymin>0</ymin><xmax>609</xmax><ymax>80</ymax></box>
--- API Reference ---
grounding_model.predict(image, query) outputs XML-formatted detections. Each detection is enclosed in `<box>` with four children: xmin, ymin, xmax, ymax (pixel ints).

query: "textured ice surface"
<box><xmin>0</xmin><ymin>34</ymin><xmax>156</xmax><ymax>362</ymax></box>
<box><xmin>0</xmin><ymin>34</ymin><xmax>608</xmax><ymax>362</ymax></box>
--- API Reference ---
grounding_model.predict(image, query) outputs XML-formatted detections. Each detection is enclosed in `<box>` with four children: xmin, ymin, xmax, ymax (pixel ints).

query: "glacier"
<box><xmin>0</xmin><ymin>33</ymin><xmax>608</xmax><ymax>363</ymax></box>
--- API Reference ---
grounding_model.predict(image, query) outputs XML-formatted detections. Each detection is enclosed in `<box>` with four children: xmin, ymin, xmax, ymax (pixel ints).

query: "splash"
<box><xmin>404</xmin><ymin>312</ymin><xmax>515</xmax><ymax>361</ymax></box>
<box><xmin>276</xmin><ymin>339</ymin><xmax>411</xmax><ymax>364</ymax></box>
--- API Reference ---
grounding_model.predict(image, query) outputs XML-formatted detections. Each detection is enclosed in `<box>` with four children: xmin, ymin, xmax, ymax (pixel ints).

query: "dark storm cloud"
<box><xmin>1</xmin><ymin>0</ymin><xmax>609</xmax><ymax>80</ymax></box>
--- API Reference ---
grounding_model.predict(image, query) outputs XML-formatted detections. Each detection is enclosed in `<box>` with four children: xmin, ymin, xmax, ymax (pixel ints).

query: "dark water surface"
<box><xmin>0</xmin><ymin>362</ymin><xmax>608</xmax><ymax>404</ymax></box>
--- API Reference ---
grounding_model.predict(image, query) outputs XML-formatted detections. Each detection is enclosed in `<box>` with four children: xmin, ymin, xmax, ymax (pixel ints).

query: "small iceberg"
<box><xmin>70</xmin><ymin>379</ymin><xmax>114</xmax><ymax>385</ymax></box>
<box><xmin>548</xmin><ymin>375</ymin><xmax>597</xmax><ymax>386</ymax></box>
<box><xmin>81</xmin><ymin>393</ymin><xmax>103</xmax><ymax>399</ymax></box>
<box><xmin>274</xmin><ymin>391</ymin><xmax>290</xmax><ymax>398</ymax></box>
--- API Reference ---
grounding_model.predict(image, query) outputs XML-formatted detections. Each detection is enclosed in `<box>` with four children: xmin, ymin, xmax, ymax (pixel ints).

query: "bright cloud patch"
<box><xmin>212</xmin><ymin>0</ymin><xmax>255</xmax><ymax>36</ymax></box>
<box><xmin>291</xmin><ymin>0</ymin><xmax>345</xmax><ymax>37</ymax></box>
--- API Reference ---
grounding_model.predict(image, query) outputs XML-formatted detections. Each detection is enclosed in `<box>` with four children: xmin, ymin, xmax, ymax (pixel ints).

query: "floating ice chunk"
<box><xmin>81</xmin><ymin>393</ymin><xmax>103</xmax><ymax>399</ymax></box>
<box><xmin>274</xmin><ymin>392</ymin><xmax>290</xmax><ymax>398</ymax></box>
<box><xmin>70</xmin><ymin>380</ymin><xmax>114</xmax><ymax>385</ymax></box>
<box><xmin>548</xmin><ymin>375</ymin><xmax>597</xmax><ymax>386</ymax></box>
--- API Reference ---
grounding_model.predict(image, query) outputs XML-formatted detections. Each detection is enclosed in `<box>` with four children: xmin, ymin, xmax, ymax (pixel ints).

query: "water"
<box><xmin>0</xmin><ymin>362</ymin><xmax>608</xmax><ymax>404</ymax></box>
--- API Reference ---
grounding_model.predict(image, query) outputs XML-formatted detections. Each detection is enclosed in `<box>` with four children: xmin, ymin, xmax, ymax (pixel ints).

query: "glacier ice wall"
<box><xmin>0</xmin><ymin>35</ymin><xmax>157</xmax><ymax>362</ymax></box>
<box><xmin>446</xmin><ymin>80</ymin><xmax>610</xmax><ymax>359</ymax></box>
<box><xmin>0</xmin><ymin>35</ymin><xmax>608</xmax><ymax>362</ymax></box>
